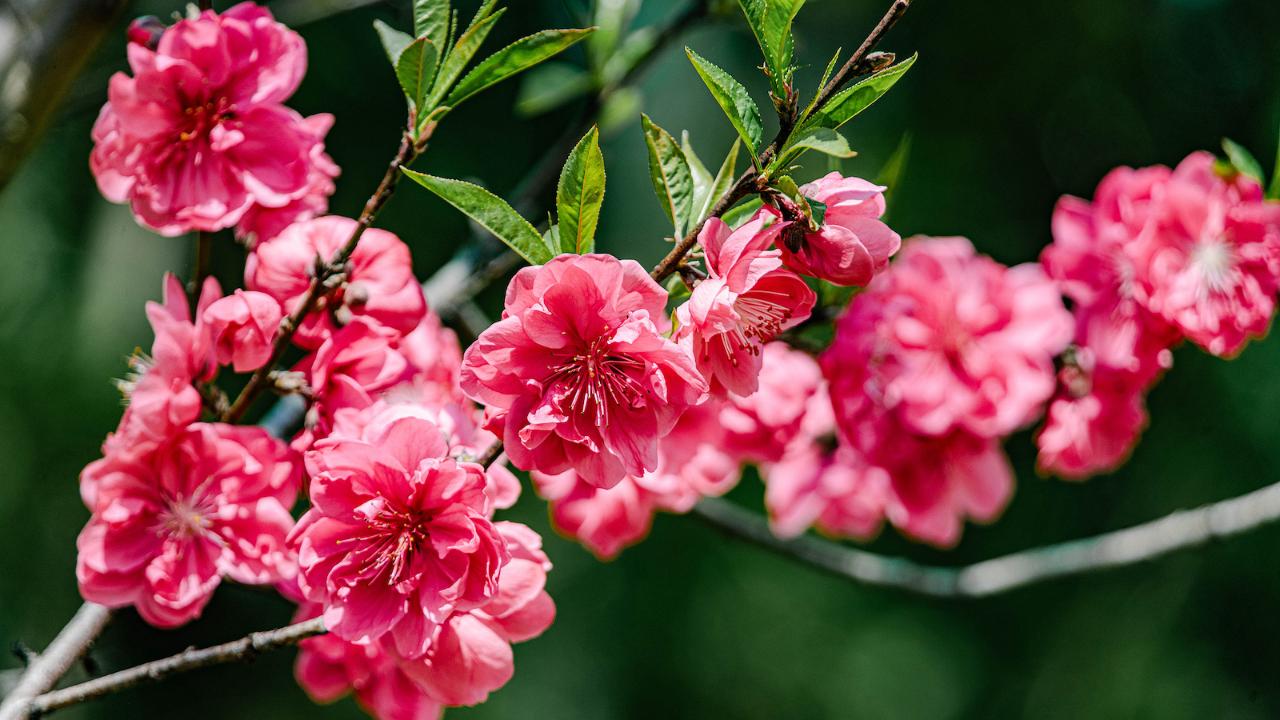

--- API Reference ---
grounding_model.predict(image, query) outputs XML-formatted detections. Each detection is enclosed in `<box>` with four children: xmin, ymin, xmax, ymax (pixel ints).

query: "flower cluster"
<box><xmin>1035</xmin><ymin>152</ymin><xmax>1280</xmax><ymax>478</ymax></box>
<box><xmin>92</xmin><ymin>3</ymin><xmax>337</xmax><ymax>241</ymax></box>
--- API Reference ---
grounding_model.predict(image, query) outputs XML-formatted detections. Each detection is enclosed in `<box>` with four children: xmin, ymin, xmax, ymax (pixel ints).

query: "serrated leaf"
<box><xmin>686</xmin><ymin>48</ymin><xmax>764</xmax><ymax>159</ymax></box>
<box><xmin>737</xmin><ymin>0</ymin><xmax>805</xmax><ymax>95</ymax></box>
<box><xmin>374</xmin><ymin>20</ymin><xmax>413</xmax><ymax>66</ymax></box>
<box><xmin>543</xmin><ymin>224</ymin><xmax>562</xmax><ymax>255</ymax></box>
<box><xmin>774</xmin><ymin>127</ymin><xmax>855</xmax><ymax>170</ymax></box>
<box><xmin>413</xmin><ymin>0</ymin><xmax>450</xmax><ymax>54</ymax></box>
<box><xmin>802</xmin><ymin>53</ymin><xmax>916</xmax><ymax>132</ymax></box>
<box><xmin>446</xmin><ymin>28</ymin><xmax>596</xmax><ymax>108</ymax></box>
<box><xmin>803</xmin><ymin>47</ymin><xmax>841</xmax><ymax>116</ymax></box>
<box><xmin>396</xmin><ymin>37</ymin><xmax>440</xmax><ymax>114</ymax></box>
<box><xmin>425</xmin><ymin>8</ymin><xmax>506</xmax><ymax>111</ymax></box>
<box><xmin>516</xmin><ymin>63</ymin><xmax>593</xmax><ymax>116</ymax></box>
<box><xmin>641</xmin><ymin>114</ymin><xmax>695</xmax><ymax>238</ymax></box>
<box><xmin>694</xmin><ymin>138</ymin><xmax>740</xmax><ymax>225</ymax></box>
<box><xmin>557</xmin><ymin>126</ymin><xmax>607</xmax><ymax>254</ymax></box>
<box><xmin>465</xmin><ymin>0</ymin><xmax>499</xmax><ymax>32</ymax></box>
<box><xmin>402</xmin><ymin>170</ymin><xmax>553</xmax><ymax>265</ymax></box>
<box><xmin>1223</xmin><ymin>138</ymin><xmax>1265</xmax><ymax>186</ymax></box>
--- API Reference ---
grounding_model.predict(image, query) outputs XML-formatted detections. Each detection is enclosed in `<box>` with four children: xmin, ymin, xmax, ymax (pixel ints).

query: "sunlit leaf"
<box><xmin>402</xmin><ymin>170</ymin><xmax>553</xmax><ymax>265</ymax></box>
<box><xmin>802</xmin><ymin>53</ymin><xmax>916</xmax><ymax>132</ymax></box>
<box><xmin>446</xmin><ymin>28</ymin><xmax>596</xmax><ymax>108</ymax></box>
<box><xmin>685</xmin><ymin>48</ymin><xmax>764</xmax><ymax>159</ymax></box>
<box><xmin>641</xmin><ymin>114</ymin><xmax>695</xmax><ymax>237</ymax></box>
<box><xmin>557</xmin><ymin>126</ymin><xmax>607</xmax><ymax>254</ymax></box>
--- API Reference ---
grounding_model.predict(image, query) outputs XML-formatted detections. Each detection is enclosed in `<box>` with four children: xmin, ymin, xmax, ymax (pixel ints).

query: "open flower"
<box><xmin>1127</xmin><ymin>151</ymin><xmax>1280</xmax><ymax>357</ymax></box>
<box><xmin>236</xmin><ymin>113</ymin><xmax>341</xmax><ymax>245</ymax></box>
<box><xmin>720</xmin><ymin>342</ymin><xmax>825</xmax><ymax>464</ymax></box>
<box><xmin>1036</xmin><ymin>349</ymin><xmax>1151</xmax><ymax>479</ymax></box>
<box><xmin>77</xmin><ymin>423</ymin><xmax>299</xmax><ymax>627</ymax></box>
<box><xmin>675</xmin><ymin>215</ymin><xmax>815</xmax><ymax>397</ymax></box>
<box><xmin>778</xmin><ymin>172</ymin><xmax>901</xmax><ymax>286</ymax></box>
<box><xmin>91</xmin><ymin>3</ymin><xmax>332</xmax><ymax>236</ymax></box>
<box><xmin>292</xmin><ymin>415</ymin><xmax>507</xmax><ymax>658</ymax></box>
<box><xmin>247</xmin><ymin>216</ymin><xmax>426</xmax><ymax>349</ymax></box>
<box><xmin>460</xmin><ymin>254</ymin><xmax>707</xmax><ymax>489</ymax></box>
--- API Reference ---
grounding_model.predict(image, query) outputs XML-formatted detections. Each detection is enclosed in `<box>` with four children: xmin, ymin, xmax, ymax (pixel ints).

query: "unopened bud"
<box><xmin>127</xmin><ymin>16</ymin><xmax>166</xmax><ymax>50</ymax></box>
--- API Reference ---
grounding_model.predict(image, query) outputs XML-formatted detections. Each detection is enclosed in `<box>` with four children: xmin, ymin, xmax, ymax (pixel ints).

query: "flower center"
<box><xmin>345</xmin><ymin>506</ymin><xmax>430</xmax><ymax>586</ymax></box>
<box><xmin>178</xmin><ymin>96</ymin><xmax>235</xmax><ymax>143</ymax></box>
<box><xmin>158</xmin><ymin>494</ymin><xmax>215</xmax><ymax>539</ymax></box>
<box><xmin>546</xmin><ymin>335</ymin><xmax>647</xmax><ymax>425</ymax></box>
<box><xmin>711</xmin><ymin>289</ymin><xmax>794</xmax><ymax>366</ymax></box>
<box><xmin>1191</xmin><ymin>237</ymin><xmax>1236</xmax><ymax>292</ymax></box>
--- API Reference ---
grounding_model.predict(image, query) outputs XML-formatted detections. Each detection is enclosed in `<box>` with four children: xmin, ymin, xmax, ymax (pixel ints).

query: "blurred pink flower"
<box><xmin>460</xmin><ymin>254</ymin><xmax>706</xmax><ymax>489</ymax></box>
<box><xmin>532</xmin><ymin>401</ymin><xmax>739</xmax><ymax>559</ymax></box>
<box><xmin>675</xmin><ymin>215</ymin><xmax>815</xmax><ymax>397</ymax></box>
<box><xmin>779</xmin><ymin>172</ymin><xmax>901</xmax><ymax>286</ymax></box>
<box><xmin>200</xmin><ymin>288</ymin><xmax>283</xmax><ymax>372</ymax></box>
<box><xmin>1128</xmin><ymin>151</ymin><xmax>1280</xmax><ymax>357</ymax></box>
<box><xmin>91</xmin><ymin>3</ymin><xmax>332</xmax><ymax>236</ymax></box>
<box><xmin>236</xmin><ymin>114</ymin><xmax>340</xmax><ymax>244</ymax></box>
<box><xmin>721</xmin><ymin>342</ymin><xmax>825</xmax><ymax>464</ymax></box>
<box><xmin>77</xmin><ymin>423</ymin><xmax>299</xmax><ymax>627</ymax></box>
<box><xmin>246</xmin><ymin>216</ymin><xmax>426</xmax><ymax>349</ymax></box>
<box><xmin>296</xmin><ymin>317</ymin><xmax>411</xmax><ymax>446</ymax></box>
<box><xmin>1036</xmin><ymin>349</ymin><xmax>1150</xmax><ymax>479</ymax></box>
<box><xmin>292</xmin><ymin>415</ymin><xmax>507</xmax><ymax>658</ymax></box>
<box><xmin>825</xmin><ymin>236</ymin><xmax>1073</xmax><ymax>440</ymax></box>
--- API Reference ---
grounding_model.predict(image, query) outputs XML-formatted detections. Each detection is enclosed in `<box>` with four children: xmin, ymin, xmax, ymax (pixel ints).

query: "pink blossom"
<box><xmin>77</xmin><ymin>423</ymin><xmax>299</xmax><ymax>627</ymax></box>
<box><xmin>825</xmin><ymin>236</ymin><xmax>1073</xmax><ymax>440</ymax></box>
<box><xmin>1127</xmin><ymin>151</ymin><xmax>1280</xmax><ymax>357</ymax></box>
<box><xmin>1036</xmin><ymin>349</ymin><xmax>1150</xmax><ymax>479</ymax></box>
<box><xmin>247</xmin><ymin>216</ymin><xmax>426</xmax><ymax>349</ymax></box>
<box><xmin>675</xmin><ymin>215</ymin><xmax>816</xmax><ymax>396</ymax></box>
<box><xmin>765</xmin><ymin>442</ymin><xmax>890</xmax><ymax>541</ymax></box>
<box><xmin>109</xmin><ymin>274</ymin><xmax>218</xmax><ymax>450</ymax></box>
<box><xmin>292</xmin><ymin>415</ymin><xmax>507</xmax><ymax>658</ymax></box>
<box><xmin>236</xmin><ymin>113</ymin><xmax>341</xmax><ymax>244</ymax></box>
<box><xmin>779</xmin><ymin>172</ymin><xmax>902</xmax><ymax>286</ymax></box>
<box><xmin>296</xmin><ymin>317</ymin><xmax>411</xmax><ymax>445</ymax></box>
<box><xmin>200</xmin><ymin>289</ymin><xmax>283</xmax><ymax>372</ymax></box>
<box><xmin>460</xmin><ymin>254</ymin><xmax>707</xmax><ymax>489</ymax></box>
<box><xmin>397</xmin><ymin>309</ymin><xmax>465</xmax><ymax>406</ymax></box>
<box><xmin>91</xmin><ymin>4</ymin><xmax>330</xmax><ymax>236</ymax></box>
<box><xmin>721</xmin><ymin>342</ymin><xmax>825</xmax><ymax>464</ymax></box>
<box><xmin>532</xmin><ymin>401</ymin><xmax>739</xmax><ymax>559</ymax></box>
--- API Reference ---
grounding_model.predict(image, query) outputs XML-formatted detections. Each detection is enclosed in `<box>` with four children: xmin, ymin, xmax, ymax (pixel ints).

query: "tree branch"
<box><xmin>648</xmin><ymin>170</ymin><xmax>757</xmax><ymax>282</ymax></box>
<box><xmin>222</xmin><ymin>129</ymin><xmax>418</xmax><ymax>423</ymax></box>
<box><xmin>28</xmin><ymin>618</ymin><xmax>326</xmax><ymax>716</ymax></box>
<box><xmin>804</xmin><ymin>0</ymin><xmax>911</xmax><ymax>121</ymax></box>
<box><xmin>694</xmin><ymin>478</ymin><xmax>1280</xmax><ymax>597</ymax></box>
<box><xmin>0</xmin><ymin>603</ymin><xmax>111</xmax><ymax>720</ymax></box>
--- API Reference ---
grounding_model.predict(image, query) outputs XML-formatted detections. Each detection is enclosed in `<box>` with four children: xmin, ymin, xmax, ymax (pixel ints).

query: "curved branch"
<box><xmin>0</xmin><ymin>603</ymin><xmax>111</xmax><ymax>720</ymax></box>
<box><xmin>693</xmin><ymin>478</ymin><xmax>1280</xmax><ymax>597</ymax></box>
<box><xmin>29</xmin><ymin>618</ymin><xmax>326</xmax><ymax>716</ymax></box>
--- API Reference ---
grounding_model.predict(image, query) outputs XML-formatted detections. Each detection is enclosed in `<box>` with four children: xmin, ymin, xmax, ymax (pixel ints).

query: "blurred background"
<box><xmin>2</xmin><ymin>0</ymin><xmax>1280</xmax><ymax>717</ymax></box>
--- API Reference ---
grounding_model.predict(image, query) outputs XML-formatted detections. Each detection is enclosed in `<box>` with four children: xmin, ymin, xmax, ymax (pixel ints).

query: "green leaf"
<box><xmin>413</xmin><ymin>0</ymin><xmax>450</xmax><ymax>55</ymax></box>
<box><xmin>373</xmin><ymin>20</ymin><xmax>413</xmax><ymax>66</ymax></box>
<box><xmin>557</xmin><ymin>126</ymin><xmax>607</xmax><ymax>254</ymax></box>
<box><xmin>774</xmin><ymin>127</ymin><xmax>855</xmax><ymax>170</ymax></box>
<box><xmin>395</xmin><ymin>37</ymin><xmax>440</xmax><ymax>114</ymax></box>
<box><xmin>424</xmin><ymin>8</ymin><xmax>506</xmax><ymax>111</ymax></box>
<box><xmin>802</xmin><ymin>52</ymin><xmax>916</xmax><ymax>132</ymax></box>
<box><xmin>446</xmin><ymin>28</ymin><xmax>596</xmax><ymax>108</ymax></box>
<box><xmin>641</xmin><ymin>114</ymin><xmax>695</xmax><ymax>238</ymax></box>
<box><xmin>682</xmin><ymin>132</ymin><xmax>714</xmax><ymax>217</ymax></box>
<box><xmin>803</xmin><ymin>47</ymin><xmax>841</xmax><ymax>116</ymax></box>
<box><xmin>875</xmin><ymin>132</ymin><xmax>912</xmax><ymax>220</ymax></box>
<box><xmin>721</xmin><ymin>196</ymin><xmax>764</xmax><ymax>229</ymax></box>
<box><xmin>1222</xmin><ymin>137</ymin><xmax>1265</xmax><ymax>186</ymax></box>
<box><xmin>590</xmin><ymin>0</ymin><xmax>640</xmax><ymax>72</ymax></box>
<box><xmin>599</xmin><ymin>87</ymin><xmax>641</xmax><ymax>137</ymax></box>
<box><xmin>737</xmin><ymin>0</ymin><xmax>805</xmax><ymax>95</ymax></box>
<box><xmin>692</xmin><ymin>138</ymin><xmax>740</xmax><ymax>225</ymax></box>
<box><xmin>542</xmin><ymin>224</ymin><xmax>562</xmax><ymax>255</ymax></box>
<box><xmin>516</xmin><ymin>63</ymin><xmax>593</xmax><ymax>116</ymax></box>
<box><xmin>803</xmin><ymin>196</ymin><xmax>826</xmax><ymax>227</ymax></box>
<box><xmin>685</xmin><ymin>48</ymin><xmax>764</xmax><ymax>159</ymax></box>
<box><xmin>401</xmin><ymin>170</ymin><xmax>553</xmax><ymax>265</ymax></box>
<box><xmin>600</xmin><ymin>27</ymin><xmax>656</xmax><ymax>87</ymax></box>
<box><xmin>465</xmin><ymin>0</ymin><xmax>499</xmax><ymax>32</ymax></box>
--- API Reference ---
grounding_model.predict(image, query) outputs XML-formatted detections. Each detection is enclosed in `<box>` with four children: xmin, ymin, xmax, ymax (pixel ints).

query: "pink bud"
<box><xmin>200</xmin><ymin>290</ymin><xmax>284</xmax><ymax>373</ymax></box>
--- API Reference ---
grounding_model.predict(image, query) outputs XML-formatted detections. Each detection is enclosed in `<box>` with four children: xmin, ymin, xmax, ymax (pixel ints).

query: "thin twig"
<box><xmin>221</xmin><ymin>129</ymin><xmax>418</xmax><ymax>423</ymax></box>
<box><xmin>0</xmin><ymin>603</ymin><xmax>111</xmax><ymax>720</ymax></box>
<box><xmin>28</xmin><ymin>618</ymin><xmax>326</xmax><ymax>716</ymax></box>
<box><xmin>694</xmin><ymin>478</ymin><xmax>1280</xmax><ymax>598</ymax></box>
<box><xmin>804</xmin><ymin>0</ymin><xmax>910</xmax><ymax>122</ymax></box>
<box><xmin>190</xmin><ymin>230</ymin><xmax>213</xmax><ymax>297</ymax></box>
<box><xmin>649</xmin><ymin>171</ymin><xmax>756</xmax><ymax>282</ymax></box>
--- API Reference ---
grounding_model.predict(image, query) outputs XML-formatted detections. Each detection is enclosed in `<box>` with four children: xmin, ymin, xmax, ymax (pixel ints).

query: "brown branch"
<box><xmin>28</xmin><ymin>618</ymin><xmax>326</xmax><ymax>716</ymax></box>
<box><xmin>0</xmin><ymin>603</ymin><xmax>111</xmax><ymax>720</ymax></box>
<box><xmin>649</xmin><ymin>171</ymin><xmax>757</xmax><ymax>282</ymax></box>
<box><xmin>221</xmin><ymin>129</ymin><xmax>418</xmax><ymax>423</ymax></box>
<box><xmin>804</xmin><ymin>0</ymin><xmax>911</xmax><ymax>123</ymax></box>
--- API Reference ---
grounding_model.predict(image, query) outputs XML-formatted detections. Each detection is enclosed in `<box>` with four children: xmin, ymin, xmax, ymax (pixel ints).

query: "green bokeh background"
<box><xmin>3</xmin><ymin>0</ymin><xmax>1280</xmax><ymax>717</ymax></box>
